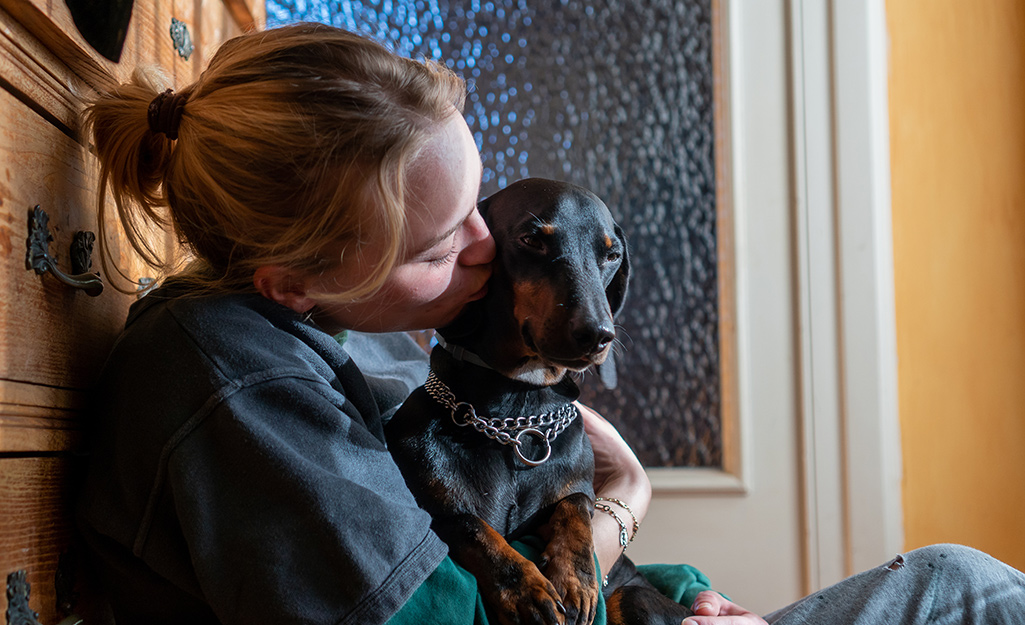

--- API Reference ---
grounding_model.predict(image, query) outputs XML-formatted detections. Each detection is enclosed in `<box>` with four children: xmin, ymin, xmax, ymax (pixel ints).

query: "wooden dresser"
<box><xmin>0</xmin><ymin>1</ymin><xmax>264</xmax><ymax>622</ymax></box>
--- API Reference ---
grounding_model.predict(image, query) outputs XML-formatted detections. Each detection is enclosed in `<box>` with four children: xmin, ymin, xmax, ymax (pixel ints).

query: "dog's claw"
<box><xmin>556</xmin><ymin>601</ymin><xmax>567</xmax><ymax>615</ymax></box>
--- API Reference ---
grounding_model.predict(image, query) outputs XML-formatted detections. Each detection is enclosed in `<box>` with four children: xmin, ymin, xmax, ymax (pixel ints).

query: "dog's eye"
<box><xmin>606</xmin><ymin>251</ymin><xmax>621</xmax><ymax>262</ymax></box>
<box><xmin>520</xmin><ymin>235</ymin><xmax>545</xmax><ymax>251</ymax></box>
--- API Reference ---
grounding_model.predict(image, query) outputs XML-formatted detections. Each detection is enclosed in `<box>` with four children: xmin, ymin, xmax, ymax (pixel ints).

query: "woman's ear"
<box><xmin>253</xmin><ymin>266</ymin><xmax>318</xmax><ymax>314</ymax></box>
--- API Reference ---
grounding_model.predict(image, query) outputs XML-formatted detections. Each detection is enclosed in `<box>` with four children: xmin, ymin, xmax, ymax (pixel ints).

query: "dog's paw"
<box><xmin>488</xmin><ymin>562</ymin><xmax>567</xmax><ymax>625</ymax></box>
<box><xmin>542</xmin><ymin>553</ymin><xmax>599</xmax><ymax>625</ymax></box>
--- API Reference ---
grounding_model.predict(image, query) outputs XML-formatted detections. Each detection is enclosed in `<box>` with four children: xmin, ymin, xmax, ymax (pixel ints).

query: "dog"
<box><xmin>386</xmin><ymin>178</ymin><xmax>693</xmax><ymax>625</ymax></box>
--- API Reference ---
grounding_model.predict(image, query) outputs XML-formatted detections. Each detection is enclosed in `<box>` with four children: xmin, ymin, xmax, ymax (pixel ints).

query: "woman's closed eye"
<box><xmin>427</xmin><ymin>242</ymin><xmax>458</xmax><ymax>266</ymax></box>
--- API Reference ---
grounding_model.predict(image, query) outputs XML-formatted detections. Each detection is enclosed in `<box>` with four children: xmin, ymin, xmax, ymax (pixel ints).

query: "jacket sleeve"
<box><xmin>159</xmin><ymin>373</ymin><xmax>447</xmax><ymax>625</ymax></box>
<box><xmin>634</xmin><ymin>563</ymin><xmax>718</xmax><ymax>609</ymax></box>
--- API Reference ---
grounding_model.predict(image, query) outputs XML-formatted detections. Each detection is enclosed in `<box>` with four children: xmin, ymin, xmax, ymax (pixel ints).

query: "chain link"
<box><xmin>424</xmin><ymin>369</ymin><xmax>578</xmax><ymax>466</ymax></box>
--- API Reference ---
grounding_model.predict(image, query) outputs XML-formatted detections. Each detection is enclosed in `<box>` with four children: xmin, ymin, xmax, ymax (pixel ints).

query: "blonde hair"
<box><xmin>85</xmin><ymin>22</ymin><xmax>466</xmax><ymax>298</ymax></box>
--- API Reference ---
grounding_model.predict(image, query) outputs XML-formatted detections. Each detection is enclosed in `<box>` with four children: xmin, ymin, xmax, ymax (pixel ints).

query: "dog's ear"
<box><xmin>606</xmin><ymin>224</ymin><xmax>630</xmax><ymax>319</ymax></box>
<box><xmin>596</xmin><ymin>350</ymin><xmax>619</xmax><ymax>389</ymax></box>
<box><xmin>597</xmin><ymin>224</ymin><xmax>630</xmax><ymax>389</ymax></box>
<box><xmin>477</xmin><ymin>195</ymin><xmax>493</xmax><ymax>224</ymax></box>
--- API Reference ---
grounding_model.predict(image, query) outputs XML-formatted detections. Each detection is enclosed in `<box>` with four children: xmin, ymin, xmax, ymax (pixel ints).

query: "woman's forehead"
<box><xmin>403</xmin><ymin>113</ymin><xmax>482</xmax><ymax>251</ymax></box>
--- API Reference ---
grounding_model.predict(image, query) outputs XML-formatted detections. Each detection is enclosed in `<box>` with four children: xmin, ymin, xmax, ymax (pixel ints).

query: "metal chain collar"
<box><xmin>424</xmin><ymin>369</ymin><xmax>578</xmax><ymax>467</ymax></box>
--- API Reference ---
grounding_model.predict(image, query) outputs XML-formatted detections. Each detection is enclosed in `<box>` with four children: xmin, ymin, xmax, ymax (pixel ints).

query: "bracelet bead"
<box><xmin>596</xmin><ymin>496</ymin><xmax>640</xmax><ymax>543</ymax></box>
<box><xmin>594</xmin><ymin>502</ymin><xmax>630</xmax><ymax>548</ymax></box>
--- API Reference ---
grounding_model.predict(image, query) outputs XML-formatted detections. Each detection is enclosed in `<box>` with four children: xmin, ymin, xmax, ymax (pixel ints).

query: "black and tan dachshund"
<box><xmin>386</xmin><ymin>178</ymin><xmax>693</xmax><ymax>625</ymax></box>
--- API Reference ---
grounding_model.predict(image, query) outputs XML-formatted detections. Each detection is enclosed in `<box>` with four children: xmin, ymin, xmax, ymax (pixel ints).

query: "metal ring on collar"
<box><xmin>451</xmin><ymin>402</ymin><xmax>476</xmax><ymax>427</ymax></box>
<box><xmin>514</xmin><ymin>428</ymin><xmax>552</xmax><ymax>466</ymax></box>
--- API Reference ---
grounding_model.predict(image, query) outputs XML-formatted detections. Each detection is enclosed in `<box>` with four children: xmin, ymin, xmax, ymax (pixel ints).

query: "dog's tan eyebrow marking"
<box><xmin>540</xmin><ymin>223</ymin><xmax>557</xmax><ymax>235</ymax></box>
<box><xmin>604</xmin><ymin>234</ymin><xmax>613</xmax><ymax>248</ymax></box>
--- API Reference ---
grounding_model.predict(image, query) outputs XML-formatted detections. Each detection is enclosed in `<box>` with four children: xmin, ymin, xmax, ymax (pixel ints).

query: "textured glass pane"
<box><xmin>267</xmin><ymin>0</ymin><xmax>720</xmax><ymax>468</ymax></box>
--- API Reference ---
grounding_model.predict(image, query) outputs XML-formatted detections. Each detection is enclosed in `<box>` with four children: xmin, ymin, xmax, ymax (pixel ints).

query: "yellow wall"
<box><xmin>888</xmin><ymin>0</ymin><xmax>1025</xmax><ymax>570</ymax></box>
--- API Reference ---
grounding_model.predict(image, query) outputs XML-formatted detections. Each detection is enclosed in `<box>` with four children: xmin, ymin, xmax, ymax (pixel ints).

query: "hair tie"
<box><xmin>147</xmin><ymin>88</ymin><xmax>187</xmax><ymax>140</ymax></box>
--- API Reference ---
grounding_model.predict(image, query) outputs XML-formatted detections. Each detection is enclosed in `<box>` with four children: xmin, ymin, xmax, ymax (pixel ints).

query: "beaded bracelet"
<box><xmin>596</xmin><ymin>496</ymin><xmax>640</xmax><ymax>543</ymax></box>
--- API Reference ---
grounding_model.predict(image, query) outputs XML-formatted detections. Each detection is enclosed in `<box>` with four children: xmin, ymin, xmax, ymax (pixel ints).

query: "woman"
<box><xmin>78</xmin><ymin>21</ymin><xmax>673</xmax><ymax>624</ymax></box>
<box><xmin>79</xmin><ymin>21</ymin><xmax>1024</xmax><ymax>625</ymax></box>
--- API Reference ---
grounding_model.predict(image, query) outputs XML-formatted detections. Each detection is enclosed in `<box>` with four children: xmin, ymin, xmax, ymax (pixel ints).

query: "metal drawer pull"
<box><xmin>5</xmin><ymin>569</ymin><xmax>83</xmax><ymax>625</ymax></box>
<box><xmin>6</xmin><ymin>570</ymin><xmax>41</xmax><ymax>625</ymax></box>
<box><xmin>170</xmin><ymin>17</ymin><xmax>193</xmax><ymax>60</ymax></box>
<box><xmin>26</xmin><ymin>206</ymin><xmax>104</xmax><ymax>297</ymax></box>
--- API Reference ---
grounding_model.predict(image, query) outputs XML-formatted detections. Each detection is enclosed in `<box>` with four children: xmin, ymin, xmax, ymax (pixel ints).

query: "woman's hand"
<box><xmin>683</xmin><ymin>591</ymin><xmax>768</xmax><ymax>625</ymax></box>
<box><xmin>576</xmin><ymin>402</ymin><xmax>651</xmax><ymax>578</ymax></box>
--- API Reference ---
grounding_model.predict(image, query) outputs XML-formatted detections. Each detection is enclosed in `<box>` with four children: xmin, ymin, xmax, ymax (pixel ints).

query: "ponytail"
<box><xmin>85</xmin><ymin>66</ymin><xmax>186</xmax><ymax>291</ymax></box>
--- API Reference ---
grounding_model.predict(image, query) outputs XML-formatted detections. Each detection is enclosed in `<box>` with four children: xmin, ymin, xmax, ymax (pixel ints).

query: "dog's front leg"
<box><xmin>536</xmin><ymin>492</ymin><xmax>600</xmax><ymax>625</ymax></box>
<box><xmin>436</xmin><ymin>514</ymin><xmax>568</xmax><ymax>625</ymax></box>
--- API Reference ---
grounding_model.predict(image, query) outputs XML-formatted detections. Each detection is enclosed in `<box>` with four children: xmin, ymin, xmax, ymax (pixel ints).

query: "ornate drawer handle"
<box><xmin>7</xmin><ymin>569</ymin><xmax>41</xmax><ymax>625</ymax></box>
<box><xmin>170</xmin><ymin>17</ymin><xmax>193</xmax><ymax>60</ymax></box>
<box><xmin>25</xmin><ymin>206</ymin><xmax>104</xmax><ymax>297</ymax></box>
<box><xmin>6</xmin><ymin>569</ymin><xmax>84</xmax><ymax>625</ymax></box>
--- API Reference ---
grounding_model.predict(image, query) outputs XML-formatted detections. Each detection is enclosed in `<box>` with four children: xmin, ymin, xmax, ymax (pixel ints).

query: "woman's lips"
<box><xmin>468</xmin><ymin>282</ymin><xmax>488</xmax><ymax>301</ymax></box>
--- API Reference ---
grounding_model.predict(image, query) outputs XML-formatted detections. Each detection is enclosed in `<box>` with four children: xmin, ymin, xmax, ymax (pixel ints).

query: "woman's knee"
<box><xmin>899</xmin><ymin>543</ymin><xmax>1024</xmax><ymax>585</ymax></box>
<box><xmin>904</xmin><ymin>543</ymin><xmax>984</xmax><ymax>564</ymax></box>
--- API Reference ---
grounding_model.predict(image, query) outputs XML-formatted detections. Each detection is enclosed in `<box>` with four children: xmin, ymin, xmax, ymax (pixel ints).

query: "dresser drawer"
<box><xmin>0</xmin><ymin>86</ymin><xmax>145</xmax><ymax>397</ymax></box>
<box><xmin>0</xmin><ymin>0</ymin><xmax>264</xmax><ymax>621</ymax></box>
<box><xmin>1</xmin><ymin>455</ymin><xmax>110</xmax><ymax>624</ymax></box>
<box><xmin>0</xmin><ymin>0</ymin><xmax>257</xmax><ymax>93</ymax></box>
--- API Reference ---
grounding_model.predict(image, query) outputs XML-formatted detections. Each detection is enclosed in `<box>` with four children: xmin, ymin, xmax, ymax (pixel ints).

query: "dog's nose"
<box><xmin>570</xmin><ymin>320</ymin><xmax>616</xmax><ymax>355</ymax></box>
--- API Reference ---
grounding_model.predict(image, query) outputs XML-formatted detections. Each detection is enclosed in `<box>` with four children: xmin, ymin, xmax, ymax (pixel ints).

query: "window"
<box><xmin>269</xmin><ymin>0</ymin><xmax>725</xmax><ymax>468</ymax></box>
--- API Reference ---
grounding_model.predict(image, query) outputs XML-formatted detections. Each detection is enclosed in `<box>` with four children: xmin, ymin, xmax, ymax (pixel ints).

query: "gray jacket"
<box><xmin>77</xmin><ymin>286</ymin><xmax>442</xmax><ymax>625</ymax></box>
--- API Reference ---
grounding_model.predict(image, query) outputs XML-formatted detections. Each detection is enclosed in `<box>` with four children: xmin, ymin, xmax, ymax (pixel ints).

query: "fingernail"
<box><xmin>682</xmin><ymin>619</ymin><xmax>698</xmax><ymax>625</ymax></box>
<box><xmin>695</xmin><ymin>601</ymin><xmax>713</xmax><ymax>612</ymax></box>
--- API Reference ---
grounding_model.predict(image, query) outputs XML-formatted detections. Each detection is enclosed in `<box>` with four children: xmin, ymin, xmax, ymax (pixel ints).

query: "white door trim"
<box><xmin>791</xmin><ymin>0</ymin><xmax>903</xmax><ymax>590</ymax></box>
<box><xmin>831</xmin><ymin>0</ymin><xmax>904</xmax><ymax>577</ymax></box>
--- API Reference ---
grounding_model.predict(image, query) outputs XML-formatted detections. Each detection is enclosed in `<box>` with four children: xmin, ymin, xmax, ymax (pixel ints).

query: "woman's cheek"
<box><xmin>418</xmin><ymin>277</ymin><xmax>454</xmax><ymax>305</ymax></box>
<box><xmin>390</xmin><ymin>268</ymin><xmax>441</xmax><ymax>305</ymax></box>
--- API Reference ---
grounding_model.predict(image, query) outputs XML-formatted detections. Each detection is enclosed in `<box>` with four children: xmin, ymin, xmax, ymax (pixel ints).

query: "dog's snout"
<box><xmin>570</xmin><ymin>318</ymin><xmax>616</xmax><ymax>355</ymax></box>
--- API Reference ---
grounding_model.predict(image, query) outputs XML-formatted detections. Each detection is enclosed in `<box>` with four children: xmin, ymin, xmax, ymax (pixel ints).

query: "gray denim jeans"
<box><xmin>764</xmin><ymin>545</ymin><xmax>1025</xmax><ymax>624</ymax></box>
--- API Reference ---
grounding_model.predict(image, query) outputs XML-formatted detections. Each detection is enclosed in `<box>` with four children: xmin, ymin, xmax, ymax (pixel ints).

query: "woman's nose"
<box><xmin>459</xmin><ymin>209</ymin><xmax>496</xmax><ymax>266</ymax></box>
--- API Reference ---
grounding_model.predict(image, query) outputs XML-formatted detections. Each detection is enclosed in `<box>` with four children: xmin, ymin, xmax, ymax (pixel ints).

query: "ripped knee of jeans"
<box><xmin>883</xmin><ymin>554</ymin><xmax>906</xmax><ymax>571</ymax></box>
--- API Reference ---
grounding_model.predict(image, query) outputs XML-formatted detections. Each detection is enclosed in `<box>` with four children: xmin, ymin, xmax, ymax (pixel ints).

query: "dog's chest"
<box><xmin>387</xmin><ymin>389</ymin><xmax>595</xmax><ymax>538</ymax></box>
